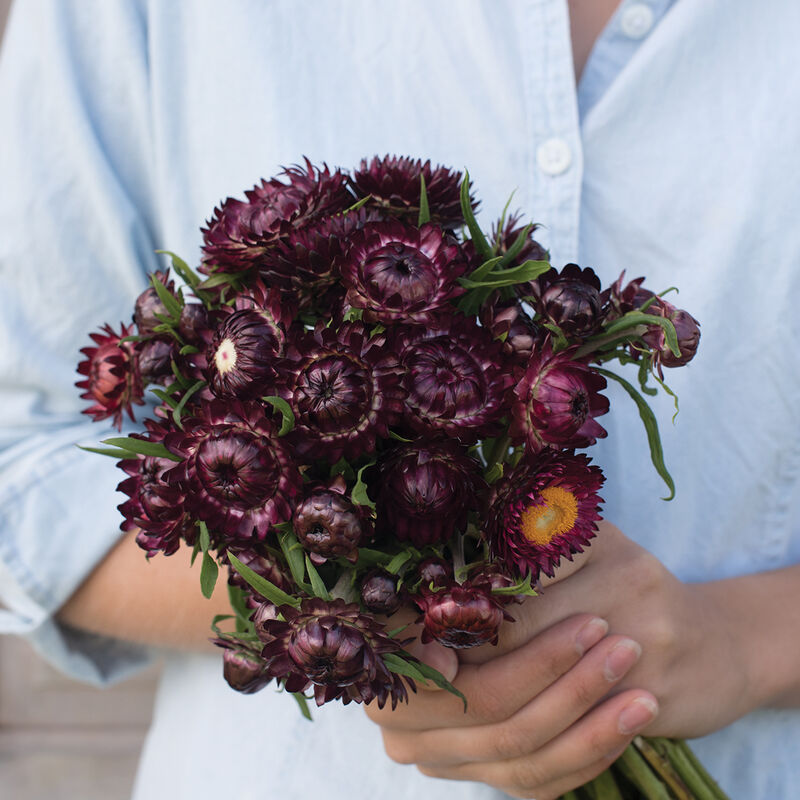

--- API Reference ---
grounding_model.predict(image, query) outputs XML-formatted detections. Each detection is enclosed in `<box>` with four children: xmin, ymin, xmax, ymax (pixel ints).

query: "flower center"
<box><xmin>520</xmin><ymin>486</ymin><xmax>579</xmax><ymax>546</ymax></box>
<box><xmin>214</xmin><ymin>337</ymin><xmax>238</xmax><ymax>375</ymax></box>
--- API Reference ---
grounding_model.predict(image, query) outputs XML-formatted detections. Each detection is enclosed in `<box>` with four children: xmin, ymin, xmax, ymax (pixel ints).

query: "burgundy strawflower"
<box><xmin>534</xmin><ymin>264</ymin><xmax>603</xmax><ymax>337</ymax></box>
<box><xmin>510</xmin><ymin>342</ymin><xmax>609</xmax><ymax>453</ymax></box>
<box><xmin>77</xmin><ymin>323</ymin><xmax>144</xmax><ymax>430</ymax></box>
<box><xmin>415</xmin><ymin>558</ymin><xmax>453</xmax><ymax>590</ymax></box>
<box><xmin>416</xmin><ymin>581</ymin><xmax>507</xmax><ymax>649</ymax></box>
<box><xmin>258</xmin><ymin>598</ymin><xmax>414</xmax><ymax>708</ymax></box>
<box><xmin>339</xmin><ymin>221</ymin><xmax>466</xmax><ymax>325</ymax></box>
<box><xmin>133</xmin><ymin>271</ymin><xmax>178</xmax><ymax>334</ymax></box>
<box><xmin>212</xmin><ymin>639</ymin><xmax>273</xmax><ymax>694</ymax></box>
<box><xmin>201</xmin><ymin>160</ymin><xmax>353</xmax><ymax>275</ymax></box>
<box><xmin>206</xmin><ymin>286</ymin><xmax>291</xmax><ymax>399</ymax></box>
<box><xmin>393</xmin><ymin>315</ymin><xmax>515</xmax><ymax>441</ymax></box>
<box><xmin>164</xmin><ymin>400</ymin><xmax>301</xmax><ymax>542</ymax></box>
<box><xmin>642</xmin><ymin>299</ymin><xmax>701</xmax><ymax>371</ymax></box>
<box><xmin>487</xmin><ymin>452</ymin><xmax>605</xmax><ymax>579</ymax></box>
<box><xmin>293</xmin><ymin>476</ymin><xmax>372</xmax><ymax>565</ymax></box>
<box><xmin>480</xmin><ymin>295</ymin><xmax>541</xmax><ymax>366</ymax></box>
<box><xmin>351</xmin><ymin>155</ymin><xmax>470</xmax><ymax>228</ymax></box>
<box><xmin>117</xmin><ymin>419</ymin><xmax>193</xmax><ymax>558</ymax></box>
<box><xmin>360</xmin><ymin>570</ymin><xmax>401</xmax><ymax>615</ymax></box>
<box><xmin>137</xmin><ymin>338</ymin><xmax>175</xmax><ymax>385</ymax></box>
<box><xmin>377</xmin><ymin>439</ymin><xmax>484</xmax><ymax>548</ymax></box>
<box><xmin>280</xmin><ymin>322</ymin><xmax>405</xmax><ymax>461</ymax></box>
<box><xmin>491</xmin><ymin>213</ymin><xmax>548</xmax><ymax>266</ymax></box>
<box><xmin>600</xmin><ymin>271</ymin><xmax>648</xmax><ymax>321</ymax></box>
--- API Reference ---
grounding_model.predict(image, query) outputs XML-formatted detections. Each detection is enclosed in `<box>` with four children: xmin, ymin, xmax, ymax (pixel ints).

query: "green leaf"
<box><xmin>343</xmin><ymin>195</ymin><xmax>371</xmax><ymax>215</ymax></box>
<box><xmin>342</xmin><ymin>307</ymin><xmax>364</xmax><ymax>322</ymax></box>
<box><xmin>491</xmin><ymin>572</ymin><xmax>537</xmax><ymax>597</ymax></box>
<box><xmin>190</xmin><ymin>538</ymin><xmax>201</xmax><ymax>567</ymax></box>
<box><xmin>278</xmin><ymin>527</ymin><xmax>310</xmax><ymax>590</ymax></box>
<box><xmin>497</xmin><ymin>222</ymin><xmax>535</xmax><ymax>268</ymax></box>
<box><xmin>651</xmin><ymin>369</ymin><xmax>680</xmax><ymax>423</ymax></box>
<box><xmin>494</xmin><ymin>189</ymin><xmax>517</xmax><ymax>252</ymax></box>
<box><xmin>386</xmin><ymin>551</ymin><xmax>412</xmax><ymax>575</ymax></box>
<box><xmin>355</xmin><ymin>548</ymin><xmax>393</xmax><ymax>568</ymax></box>
<box><xmin>227</xmin><ymin>551</ymin><xmax>300</xmax><ymax>608</ymax></box>
<box><xmin>179</xmin><ymin>344</ymin><xmax>200</xmax><ymax>355</ymax></box>
<box><xmin>330</xmin><ymin>568</ymin><xmax>358</xmax><ymax>603</ymax></box>
<box><xmin>101</xmin><ymin>437</ymin><xmax>182</xmax><ymax>462</ymax></box>
<box><xmin>388</xmin><ymin>429</ymin><xmax>413</xmax><ymax>443</ymax></box>
<box><xmin>384</xmin><ymin>653</ymin><xmax>467</xmax><ymax>710</ymax></box>
<box><xmin>200</xmin><ymin>551</ymin><xmax>219</xmax><ymax>599</ymax></box>
<box><xmin>150</xmin><ymin>272</ymin><xmax>183</xmax><ymax>321</ymax></box>
<box><xmin>465</xmin><ymin>255</ymin><xmax>504</xmax><ymax>284</ymax></box>
<box><xmin>595</xmin><ymin>368</ymin><xmax>676</xmax><ymax>501</ymax></box>
<box><xmin>77</xmin><ymin>444</ymin><xmax>131</xmax><ymax>460</ymax></box>
<box><xmin>210</xmin><ymin>613</ymin><xmax>235</xmax><ymax>635</ymax></box>
<box><xmin>305</xmin><ymin>555</ymin><xmax>331</xmax><ymax>601</ymax></box>
<box><xmin>351</xmin><ymin>462</ymin><xmax>376</xmax><ymax>509</ymax></box>
<box><xmin>150</xmin><ymin>388</ymin><xmax>179</xmax><ymax>409</ymax></box>
<box><xmin>458</xmin><ymin>259</ymin><xmax>551</xmax><ymax>289</ymax></box>
<box><xmin>637</xmin><ymin>360</ymin><xmax>659</xmax><ymax>397</ymax></box>
<box><xmin>329</xmin><ymin>457</ymin><xmax>355</xmax><ymax>481</ymax></box>
<box><xmin>417</xmin><ymin>172</ymin><xmax>431</xmax><ymax>225</ymax></box>
<box><xmin>198</xmin><ymin>520</ymin><xmax>211</xmax><ymax>552</ymax></box>
<box><xmin>227</xmin><ymin>585</ymin><xmax>254</xmax><ymax>633</ymax></box>
<box><xmin>155</xmin><ymin>250</ymin><xmax>201</xmax><ymax>290</ymax></box>
<box><xmin>172</xmin><ymin>379</ymin><xmax>206</xmax><ymax>429</ymax></box>
<box><xmin>197</xmin><ymin>272</ymin><xmax>240</xmax><ymax>290</ymax></box>
<box><xmin>460</xmin><ymin>170</ymin><xmax>492</xmax><ymax>261</ymax></box>
<box><xmin>262</xmin><ymin>396</ymin><xmax>295</xmax><ymax>436</ymax></box>
<box><xmin>292</xmin><ymin>692</ymin><xmax>313</xmax><ymax>721</ymax></box>
<box><xmin>603</xmin><ymin>311</ymin><xmax>681</xmax><ymax>358</ymax></box>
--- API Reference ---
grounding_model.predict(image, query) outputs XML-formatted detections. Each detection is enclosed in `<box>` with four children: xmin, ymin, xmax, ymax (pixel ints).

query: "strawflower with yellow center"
<box><xmin>488</xmin><ymin>452</ymin><xmax>605</xmax><ymax>579</ymax></box>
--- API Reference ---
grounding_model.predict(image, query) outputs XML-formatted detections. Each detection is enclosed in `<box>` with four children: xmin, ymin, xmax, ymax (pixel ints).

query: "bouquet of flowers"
<box><xmin>77</xmin><ymin>156</ymin><xmax>724</xmax><ymax>798</ymax></box>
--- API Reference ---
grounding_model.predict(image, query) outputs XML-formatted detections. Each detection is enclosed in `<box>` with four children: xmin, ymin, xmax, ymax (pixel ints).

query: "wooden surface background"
<box><xmin>0</xmin><ymin>3</ymin><xmax>160</xmax><ymax>798</ymax></box>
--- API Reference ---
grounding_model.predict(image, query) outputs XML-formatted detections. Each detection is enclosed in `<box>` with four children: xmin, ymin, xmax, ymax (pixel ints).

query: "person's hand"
<box><xmin>366</xmin><ymin>521</ymin><xmax>765</xmax><ymax>799</ymax></box>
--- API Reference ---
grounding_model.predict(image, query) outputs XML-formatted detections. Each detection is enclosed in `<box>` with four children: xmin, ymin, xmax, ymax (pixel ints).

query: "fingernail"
<box><xmin>603</xmin><ymin>639</ymin><xmax>642</xmax><ymax>682</ymax></box>
<box><xmin>575</xmin><ymin>617</ymin><xmax>609</xmax><ymax>656</ymax></box>
<box><xmin>618</xmin><ymin>696</ymin><xmax>659</xmax><ymax>735</ymax></box>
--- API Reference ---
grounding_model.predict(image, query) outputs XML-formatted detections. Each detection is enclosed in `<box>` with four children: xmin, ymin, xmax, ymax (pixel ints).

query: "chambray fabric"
<box><xmin>1</xmin><ymin>1</ymin><xmax>799</xmax><ymax>798</ymax></box>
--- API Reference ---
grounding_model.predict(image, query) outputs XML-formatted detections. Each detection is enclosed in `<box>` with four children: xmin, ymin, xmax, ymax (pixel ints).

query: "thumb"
<box><xmin>403</xmin><ymin>637</ymin><xmax>459</xmax><ymax>688</ymax></box>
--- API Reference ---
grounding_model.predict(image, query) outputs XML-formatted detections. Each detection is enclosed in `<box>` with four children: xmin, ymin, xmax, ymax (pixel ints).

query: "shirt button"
<box><xmin>620</xmin><ymin>3</ymin><xmax>655</xmax><ymax>39</ymax></box>
<box><xmin>536</xmin><ymin>138</ymin><xmax>572</xmax><ymax>176</ymax></box>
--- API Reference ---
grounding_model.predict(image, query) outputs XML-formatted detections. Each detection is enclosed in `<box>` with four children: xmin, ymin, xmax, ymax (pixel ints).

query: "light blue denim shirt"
<box><xmin>2</xmin><ymin>1</ymin><xmax>799</xmax><ymax>798</ymax></box>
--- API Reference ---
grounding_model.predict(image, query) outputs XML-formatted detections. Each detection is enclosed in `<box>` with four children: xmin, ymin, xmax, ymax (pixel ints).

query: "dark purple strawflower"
<box><xmin>178</xmin><ymin>303</ymin><xmax>211</xmax><ymax>343</ymax></box>
<box><xmin>258</xmin><ymin>598</ymin><xmax>414</xmax><ymax>709</ymax></box>
<box><xmin>280</xmin><ymin>322</ymin><xmax>405</xmax><ymax>461</ymax></box>
<box><xmin>137</xmin><ymin>338</ymin><xmax>175</xmax><ymax>385</ymax></box>
<box><xmin>260</xmin><ymin>208</ymin><xmax>381</xmax><ymax>306</ymax></box>
<box><xmin>393</xmin><ymin>315</ymin><xmax>515</xmax><ymax>441</ymax></box>
<box><xmin>360</xmin><ymin>570</ymin><xmax>401</xmax><ymax>615</ymax></box>
<box><xmin>641</xmin><ymin>298</ymin><xmax>701</xmax><ymax>371</ymax></box>
<box><xmin>534</xmin><ymin>264</ymin><xmax>603</xmax><ymax>337</ymax></box>
<box><xmin>293</xmin><ymin>475</ymin><xmax>373</xmax><ymax>565</ymax></box>
<box><xmin>339</xmin><ymin>221</ymin><xmax>466</xmax><ymax>325</ymax></box>
<box><xmin>164</xmin><ymin>400</ymin><xmax>301</xmax><ymax>542</ymax></box>
<box><xmin>117</xmin><ymin>419</ymin><xmax>193</xmax><ymax>558</ymax></box>
<box><xmin>133</xmin><ymin>271</ymin><xmax>178</xmax><ymax>334</ymax></box>
<box><xmin>600</xmin><ymin>271</ymin><xmax>648</xmax><ymax>322</ymax></box>
<box><xmin>480</xmin><ymin>295</ymin><xmax>542</xmax><ymax>366</ymax></box>
<box><xmin>351</xmin><ymin>155</ymin><xmax>471</xmax><ymax>228</ymax></box>
<box><xmin>77</xmin><ymin>323</ymin><xmax>144</xmax><ymax>430</ymax></box>
<box><xmin>415</xmin><ymin>582</ymin><xmax>507</xmax><ymax>649</ymax></box>
<box><xmin>201</xmin><ymin>159</ymin><xmax>353</xmax><ymax>275</ymax></box>
<box><xmin>212</xmin><ymin>639</ymin><xmax>273</xmax><ymax>694</ymax></box>
<box><xmin>416</xmin><ymin>558</ymin><xmax>453</xmax><ymax>590</ymax></box>
<box><xmin>377</xmin><ymin>439</ymin><xmax>484</xmax><ymax>548</ymax></box>
<box><xmin>510</xmin><ymin>342</ymin><xmax>609</xmax><ymax>454</ymax></box>
<box><xmin>206</xmin><ymin>285</ymin><xmax>291</xmax><ymax>399</ymax></box>
<box><xmin>487</xmin><ymin>452</ymin><xmax>604</xmax><ymax>579</ymax></box>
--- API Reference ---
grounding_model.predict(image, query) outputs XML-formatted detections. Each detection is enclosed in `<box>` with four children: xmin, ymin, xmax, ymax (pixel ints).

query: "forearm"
<box><xmin>696</xmin><ymin>563</ymin><xmax>800</xmax><ymax>712</ymax></box>
<box><xmin>57</xmin><ymin>531</ymin><xmax>232</xmax><ymax>651</ymax></box>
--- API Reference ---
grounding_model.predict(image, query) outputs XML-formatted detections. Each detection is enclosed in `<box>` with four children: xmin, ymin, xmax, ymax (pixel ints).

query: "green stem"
<box><xmin>573</xmin><ymin>325</ymin><xmax>647</xmax><ymax>360</ymax></box>
<box><xmin>582</xmin><ymin>767</ymin><xmax>625</xmax><ymax>799</ymax></box>
<box><xmin>484</xmin><ymin>434</ymin><xmax>511</xmax><ymax>471</ymax></box>
<box><xmin>654</xmin><ymin>738</ymin><xmax>729</xmax><ymax>800</ymax></box>
<box><xmin>674</xmin><ymin>741</ymin><xmax>730</xmax><ymax>800</ymax></box>
<box><xmin>614</xmin><ymin>743</ymin><xmax>672</xmax><ymax>800</ymax></box>
<box><xmin>633</xmin><ymin>737</ymin><xmax>692</xmax><ymax>799</ymax></box>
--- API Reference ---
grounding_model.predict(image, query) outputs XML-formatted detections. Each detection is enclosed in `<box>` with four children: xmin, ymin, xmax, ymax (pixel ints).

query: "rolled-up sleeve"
<box><xmin>0</xmin><ymin>0</ymin><xmax>160</xmax><ymax>683</ymax></box>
